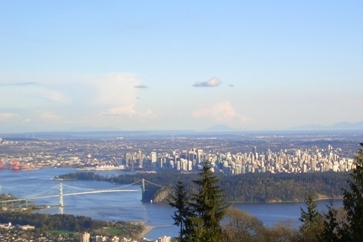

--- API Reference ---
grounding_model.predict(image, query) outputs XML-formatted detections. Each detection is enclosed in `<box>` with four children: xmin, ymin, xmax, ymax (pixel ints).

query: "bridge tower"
<box><xmin>59</xmin><ymin>183</ymin><xmax>64</xmax><ymax>215</ymax></box>
<box><xmin>142</xmin><ymin>179</ymin><xmax>145</xmax><ymax>192</ymax></box>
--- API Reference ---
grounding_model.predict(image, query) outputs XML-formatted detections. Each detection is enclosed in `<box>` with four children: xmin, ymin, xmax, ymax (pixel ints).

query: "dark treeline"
<box><xmin>0</xmin><ymin>212</ymin><xmax>142</xmax><ymax>236</ymax></box>
<box><xmin>222</xmin><ymin>172</ymin><xmax>348</xmax><ymax>202</ymax></box>
<box><xmin>58</xmin><ymin>171</ymin><xmax>349</xmax><ymax>202</ymax></box>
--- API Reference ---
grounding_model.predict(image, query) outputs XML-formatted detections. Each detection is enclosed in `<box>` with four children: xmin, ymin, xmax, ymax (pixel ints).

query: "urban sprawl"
<box><xmin>0</xmin><ymin>133</ymin><xmax>359</xmax><ymax>174</ymax></box>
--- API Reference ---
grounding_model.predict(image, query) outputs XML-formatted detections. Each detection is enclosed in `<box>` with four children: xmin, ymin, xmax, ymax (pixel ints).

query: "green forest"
<box><xmin>0</xmin><ymin>212</ymin><xmax>143</xmax><ymax>236</ymax></box>
<box><xmin>58</xmin><ymin>171</ymin><xmax>349</xmax><ymax>203</ymax></box>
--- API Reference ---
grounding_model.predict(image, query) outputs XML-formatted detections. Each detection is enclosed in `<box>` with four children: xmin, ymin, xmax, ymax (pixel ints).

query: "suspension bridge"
<box><xmin>0</xmin><ymin>179</ymin><xmax>163</xmax><ymax>214</ymax></box>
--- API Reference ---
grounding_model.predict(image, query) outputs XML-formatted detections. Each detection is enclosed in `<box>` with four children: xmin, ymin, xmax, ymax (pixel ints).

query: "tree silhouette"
<box><xmin>187</xmin><ymin>161</ymin><xmax>229</xmax><ymax>242</ymax></box>
<box><xmin>319</xmin><ymin>203</ymin><xmax>341</xmax><ymax>242</ymax></box>
<box><xmin>342</xmin><ymin>144</ymin><xmax>363</xmax><ymax>241</ymax></box>
<box><xmin>168</xmin><ymin>179</ymin><xmax>191</xmax><ymax>242</ymax></box>
<box><xmin>299</xmin><ymin>194</ymin><xmax>323</xmax><ymax>242</ymax></box>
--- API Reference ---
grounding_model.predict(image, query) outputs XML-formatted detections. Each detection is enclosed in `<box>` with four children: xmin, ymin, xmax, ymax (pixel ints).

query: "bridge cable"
<box><xmin>60</xmin><ymin>180</ymin><xmax>143</xmax><ymax>196</ymax></box>
<box><xmin>143</xmin><ymin>179</ymin><xmax>163</xmax><ymax>188</ymax></box>
<box><xmin>62</xmin><ymin>180</ymin><xmax>142</xmax><ymax>192</ymax></box>
<box><xmin>62</xmin><ymin>184</ymin><xmax>94</xmax><ymax>191</ymax></box>
<box><xmin>24</xmin><ymin>184</ymin><xmax>60</xmax><ymax>199</ymax></box>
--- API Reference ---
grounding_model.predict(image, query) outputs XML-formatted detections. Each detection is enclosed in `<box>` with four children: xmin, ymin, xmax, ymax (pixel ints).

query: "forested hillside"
<box><xmin>58</xmin><ymin>171</ymin><xmax>349</xmax><ymax>203</ymax></box>
<box><xmin>220</xmin><ymin>172</ymin><xmax>347</xmax><ymax>202</ymax></box>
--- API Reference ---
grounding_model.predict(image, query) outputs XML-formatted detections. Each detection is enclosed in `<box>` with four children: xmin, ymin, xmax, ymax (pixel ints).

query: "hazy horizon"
<box><xmin>1</xmin><ymin>1</ymin><xmax>362</xmax><ymax>133</ymax></box>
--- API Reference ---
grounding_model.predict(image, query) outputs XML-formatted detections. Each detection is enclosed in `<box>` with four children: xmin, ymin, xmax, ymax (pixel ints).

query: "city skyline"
<box><xmin>1</xmin><ymin>1</ymin><xmax>363</xmax><ymax>133</ymax></box>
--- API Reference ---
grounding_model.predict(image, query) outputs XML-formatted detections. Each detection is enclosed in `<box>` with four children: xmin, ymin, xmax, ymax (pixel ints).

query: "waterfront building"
<box><xmin>156</xmin><ymin>236</ymin><xmax>171</xmax><ymax>242</ymax></box>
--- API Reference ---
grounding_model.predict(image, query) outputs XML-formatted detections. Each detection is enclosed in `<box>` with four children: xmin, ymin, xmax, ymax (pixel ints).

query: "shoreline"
<box><xmin>137</xmin><ymin>222</ymin><xmax>172</xmax><ymax>240</ymax></box>
<box><xmin>138</xmin><ymin>224</ymin><xmax>155</xmax><ymax>239</ymax></box>
<box><xmin>228</xmin><ymin>197</ymin><xmax>343</xmax><ymax>205</ymax></box>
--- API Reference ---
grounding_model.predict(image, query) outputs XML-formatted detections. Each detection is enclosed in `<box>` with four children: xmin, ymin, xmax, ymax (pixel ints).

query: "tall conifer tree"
<box><xmin>299</xmin><ymin>194</ymin><xmax>323</xmax><ymax>241</ymax></box>
<box><xmin>320</xmin><ymin>144</ymin><xmax>363</xmax><ymax>241</ymax></box>
<box><xmin>320</xmin><ymin>203</ymin><xmax>341</xmax><ymax>242</ymax></box>
<box><xmin>187</xmin><ymin>161</ymin><xmax>229</xmax><ymax>242</ymax></box>
<box><xmin>342</xmin><ymin>143</ymin><xmax>363</xmax><ymax>241</ymax></box>
<box><xmin>168</xmin><ymin>179</ymin><xmax>191</xmax><ymax>242</ymax></box>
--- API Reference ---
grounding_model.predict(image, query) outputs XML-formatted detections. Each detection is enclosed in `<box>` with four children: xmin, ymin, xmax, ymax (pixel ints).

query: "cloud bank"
<box><xmin>0</xmin><ymin>73</ymin><xmax>158</xmax><ymax>131</ymax></box>
<box><xmin>193</xmin><ymin>101</ymin><xmax>249</xmax><ymax>123</ymax></box>
<box><xmin>89</xmin><ymin>73</ymin><xmax>156</xmax><ymax>120</ymax></box>
<box><xmin>0</xmin><ymin>113</ymin><xmax>16</xmax><ymax>121</ymax></box>
<box><xmin>101</xmin><ymin>104</ymin><xmax>155</xmax><ymax>119</ymax></box>
<box><xmin>134</xmin><ymin>85</ymin><xmax>150</xmax><ymax>89</ymax></box>
<box><xmin>193</xmin><ymin>77</ymin><xmax>221</xmax><ymax>87</ymax></box>
<box><xmin>0</xmin><ymin>82</ymin><xmax>38</xmax><ymax>87</ymax></box>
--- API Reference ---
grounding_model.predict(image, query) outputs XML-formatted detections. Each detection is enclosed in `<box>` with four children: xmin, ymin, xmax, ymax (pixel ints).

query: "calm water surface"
<box><xmin>0</xmin><ymin>168</ymin><xmax>341</xmax><ymax>240</ymax></box>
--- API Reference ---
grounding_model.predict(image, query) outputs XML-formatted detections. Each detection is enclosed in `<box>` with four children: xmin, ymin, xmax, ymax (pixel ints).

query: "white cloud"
<box><xmin>0</xmin><ymin>82</ymin><xmax>70</xmax><ymax>109</ymax></box>
<box><xmin>101</xmin><ymin>104</ymin><xmax>156</xmax><ymax>119</ymax></box>
<box><xmin>193</xmin><ymin>77</ymin><xmax>222</xmax><ymax>87</ymax></box>
<box><xmin>193</xmin><ymin>101</ymin><xmax>249</xmax><ymax>123</ymax></box>
<box><xmin>89</xmin><ymin>73</ymin><xmax>139</xmax><ymax>106</ymax></box>
<box><xmin>85</xmin><ymin>73</ymin><xmax>157</xmax><ymax>120</ymax></box>
<box><xmin>0</xmin><ymin>73</ymin><xmax>156</xmax><ymax>130</ymax></box>
<box><xmin>39</xmin><ymin>89</ymin><xmax>70</xmax><ymax>103</ymax></box>
<box><xmin>39</xmin><ymin>112</ymin><xmax>62</xmax><ymax>121</ymax></box>
<box><xmin>0</xmin><ymin>113</ymin><xmax>16</xmax><ymax>121</ymax></box>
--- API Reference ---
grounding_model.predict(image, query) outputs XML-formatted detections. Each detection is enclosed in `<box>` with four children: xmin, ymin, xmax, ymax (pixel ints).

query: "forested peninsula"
<box><xmin>56</xmin><ymin>171</ymin><xmax>349</xmax><ymax>203</ymax></box>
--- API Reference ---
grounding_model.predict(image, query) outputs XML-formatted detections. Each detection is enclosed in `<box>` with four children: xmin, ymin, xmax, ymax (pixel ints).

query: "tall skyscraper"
<box><xmin>124</xmin><ymin>152</ymin><xmax>132</xmax><ymax>166</ymax></box>
<box><xmin>197</xmin><ymin>149</ymin><xmax>204</xmax><ymax>163</ymax></box>
<box><xmin>80</xmin><ymin>232</ymin><xmax>90</xmax><ymax>242</ymax></box>
<box><xmin>151</xmin><ymin>151</ymin><xmax>157</xmax><ymax>168</ymax></box>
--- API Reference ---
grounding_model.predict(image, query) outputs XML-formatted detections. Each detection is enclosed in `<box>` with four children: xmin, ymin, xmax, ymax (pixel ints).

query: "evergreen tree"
<box><xmin>319</xmin><ymin>203</ymin><xmax>341</xmax><ymax>242</ymax></box>
<box><xmin>168</xmin><ymin>179</ymin><xmax>191</xmax><ymax>242</ymax></box>
<box><xmin>187</xmin><ymin>161</ymin><xmax>229</xmax><ymax>242</ymax></box>
<box><xmin>342</xmin><ymin>143</ymin><xmax>363</xmax><ymax>241</ymax></box>
<box><xmin>299</xmin><ymin>194</ymin><xmax>323</xmax><ymax>241</ymax></box>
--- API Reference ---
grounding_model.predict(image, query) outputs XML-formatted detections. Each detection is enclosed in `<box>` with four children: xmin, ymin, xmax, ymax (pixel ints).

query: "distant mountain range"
<box><xmin>206</xmin><ymin>121</ymin><xmax>363</xmax><ymax>132</ymax></box>
<box><xmin>294</xmin><ymin>121</ymin><xmax>363</xmax><ymax>130</ymax></box>
<box><xmin>2</xmin><ymin>121</ymin><xmax>362</xmax><ymax>139</ymax></box>
<box><xmin>205</xmin><ymin>124</ymin><xmax>235</xmax><ymax>131</ymax></box>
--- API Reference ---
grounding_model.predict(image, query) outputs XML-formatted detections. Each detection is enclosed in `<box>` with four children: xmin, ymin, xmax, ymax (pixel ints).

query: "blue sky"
<box><xmin>0</xmin><ymin>1</ymin><xmax>362</xmax><ymax>132</ymax></box>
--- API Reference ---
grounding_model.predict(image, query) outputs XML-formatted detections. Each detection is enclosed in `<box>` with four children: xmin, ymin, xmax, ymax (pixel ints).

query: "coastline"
<box><xmin>228</xmin><ymin>197</ymin><xmax>343</xmax><ymax>204</ymax></box>
<box><xmin>138</xmin><ymin>224</ymin><xmax>155</xmax><ymax>239</ymax></box>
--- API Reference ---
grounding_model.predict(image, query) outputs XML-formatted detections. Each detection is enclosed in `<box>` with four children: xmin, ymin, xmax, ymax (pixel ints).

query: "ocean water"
<box><xmin>0</xmin><ymin>168</ymin><xmax>341</xmax><ymax>240</ymax></box>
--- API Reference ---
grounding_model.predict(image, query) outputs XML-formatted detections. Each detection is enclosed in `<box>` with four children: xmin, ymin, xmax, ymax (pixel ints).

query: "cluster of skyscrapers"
<box><xmin>124</xmin><ymin>144</ymin><xmax>354</xmax><ymax>174</ymax></box>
